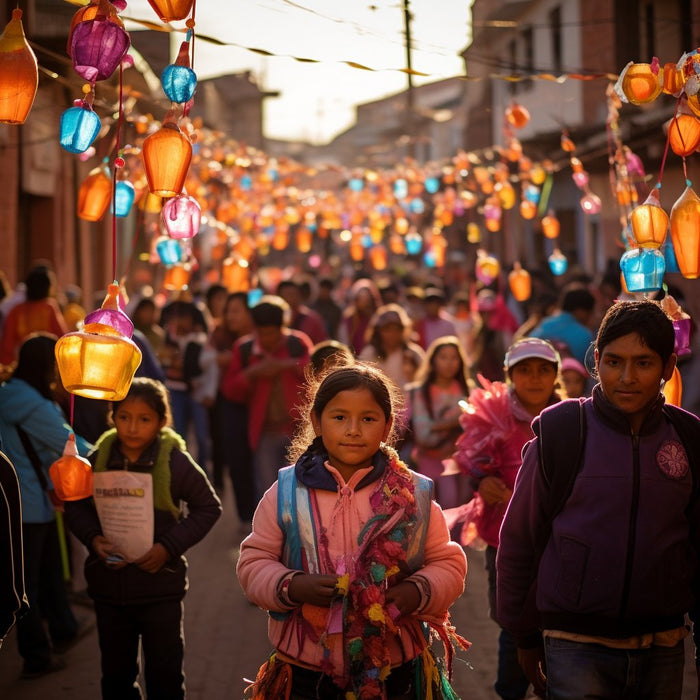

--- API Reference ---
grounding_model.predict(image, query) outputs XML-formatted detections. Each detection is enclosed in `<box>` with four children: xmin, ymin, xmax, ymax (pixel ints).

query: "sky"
<box><xmin>123</xmin><ymin>0</ymin><xmax>472</xmax><ymax>144</ymax></box>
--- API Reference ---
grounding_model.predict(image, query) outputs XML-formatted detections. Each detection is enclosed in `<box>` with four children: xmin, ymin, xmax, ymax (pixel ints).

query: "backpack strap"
<box><xmin>662</xmin><ymin>404</ymin><xmax>700</xmax><ymax>502</ymax></box>
<box><xmin>534</xmin><ymin>398</ymin><xmax>587</xmax><ymax>554</ymax></box>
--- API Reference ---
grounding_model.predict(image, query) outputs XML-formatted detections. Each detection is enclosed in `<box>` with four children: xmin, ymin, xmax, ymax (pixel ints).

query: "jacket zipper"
<box><xmin>619</xmin><ymin>433</ymin><xmax>640</xmax><ymax>618</ymax></box>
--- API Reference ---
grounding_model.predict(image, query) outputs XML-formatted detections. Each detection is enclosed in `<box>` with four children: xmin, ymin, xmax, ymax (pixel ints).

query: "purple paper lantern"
<box><xmin>71</xmin><ymin>12</ymin><xmax>130</xmax><ymax>83</ymax></box>
<box><xmin>161</xmin><ymin>194</ymin><xmax>201</xmax><ymax>239</ymax></box>
<box><xmin>84</xmin><ymin>283</ymin><xmax>134</xmax><ymax>338</ymax></box>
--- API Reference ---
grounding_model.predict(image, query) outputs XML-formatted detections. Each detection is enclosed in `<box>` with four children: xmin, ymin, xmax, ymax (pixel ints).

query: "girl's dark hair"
<box><xmin>12</xmin><ymin>332</ymin><xmax>58</xmax><ymax>400</ymax></box>
<box><xmin>413</xmin><ymin>336</ymin><xmax>471</xmax><ymax>419</ymax></box>
<box><xmin>110</xmin><ymin>378</ymin><xmax>172</xmax><ymax>427</ymax></box>
<box><xmin>596</xmin><ymin>300</ymin><xmax>675</xmax><ymax>365</ymax></box>
<box><xmin>308</xmin><ymin>340</ymin><xmax>354</xmax><ymax>377</ymax></box>
<box><xmin>288</xmin><ymin>362</ymin><xmax>403</xmax><ymax>463</ymax></box>
<box><xmin>225</xmin><ymin>291</ymin><xmax>249</xmax><ymax>310</ymax></box>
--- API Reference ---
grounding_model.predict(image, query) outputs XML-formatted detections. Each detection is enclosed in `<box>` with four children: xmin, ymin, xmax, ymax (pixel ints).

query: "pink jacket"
<box><xmin>237</xmin><ymin>461</ymin><xmax>467</xmax><ymax>674</ymax></box>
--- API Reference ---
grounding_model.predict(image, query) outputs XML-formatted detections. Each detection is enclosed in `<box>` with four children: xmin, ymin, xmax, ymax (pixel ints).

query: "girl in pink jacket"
<box><xmin>237</xmin><ymin>363</ymin><xmax>468</xmax><ymax>700</ymax></box>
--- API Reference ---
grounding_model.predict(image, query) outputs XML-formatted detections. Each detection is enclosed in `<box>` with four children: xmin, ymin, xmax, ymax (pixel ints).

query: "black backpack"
<box><xmin>535</xmin><ymin>398</ymin><xmax>700</xmax><ymax>555</ymax></box>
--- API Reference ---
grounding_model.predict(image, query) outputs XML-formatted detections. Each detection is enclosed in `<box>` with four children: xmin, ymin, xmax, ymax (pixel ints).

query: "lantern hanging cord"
<box><xmin>188</xmin><ymin>0</ymin><xmax>197</xmax><ymax>72</ymax></box>
<box><xmin>69</xmin><ymin>393</ymin><xmax>75</xmax><ymax>428</ymax></box>
<box><xmin>656</xmin><ymin>96</ymin><xmax>682</xmax><ymax>188</ymax></box>
<box><xmin>111</xmin><ymin>61</ymin><xmax>125</xmax><ymax>282</ymax></box>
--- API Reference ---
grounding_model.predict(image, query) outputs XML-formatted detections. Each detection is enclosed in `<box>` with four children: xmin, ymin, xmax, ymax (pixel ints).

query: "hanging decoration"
<box><xmin>0</xmin><ymin>9</ymin><xmax>38</xmax><ymax>124</ymax></box>
<box><xmin>49</xmin><ymin>434</ymin><xmax>94</xmax><ymax>501</ymax></box>
<box><xmin>60</xmin><ymin>89</ymin><xmax>101</xmax><ymax>154</ymax></box>
<box><xmin>161</xmin><ymin>39</ymin><xmax>197</xmax><ymax>104</ymax></box>
<box><xmin>77</xmin><ymin>162</ymin><xmax>112</xmax><ymax>221</ymax></box>
<box><xmin>142</xmin><ymin>109</ymin><xmax>193</xmax><ymax>197</ymax></box>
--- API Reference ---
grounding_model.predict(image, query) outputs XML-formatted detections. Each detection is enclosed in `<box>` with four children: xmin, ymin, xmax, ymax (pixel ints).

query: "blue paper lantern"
<box><xmin>161</xmin><ymin>63</ymin><xmax>197</xmax><ymax>103</ymax></box>
<box><xmin>524</xmin><ymin>184</ymin><xmax>540</xmax><ymax>204</ymax></box>
<box><xmin>155</xmin><ymin>237</ymin><xmax>183</xmax><ymax>266</ymax></box>
<box><xmin>348</xmin><ymin>177</ymin><xmax>363</xmax><ymax>192</ymax></box>
<box><xmin>393</xmin><ymin>178</ymin><xmax>408</xmax><ymax>199</ymax></box>
<box><xmin>662</xmin><ymin>238</ymin><xmax>681</xmax><ymax>274</ymax></box>
<box><xmin>405</xmin><ymin>231</ymin><xmax>422</xmax><ymax>256</ymax></box>
<box><xmin>112</xmin><ymin>180</ymin><xmax>135</xmax><ymax>217</ymax></box>
<box><xmin>424</xmin><ymin>177</ymin><xmax>440</xmax><ymax>194</ymax></box>
<box><xmin>59</xmin><ymin>104</ymin><xmax>101</xmax><ymax>154</ymax></box>
<box><xmin>548</xmin><ymin>249</ymin><xmax>568</xmax><ymax>276</ymax></box>
<box><xmin>409</xmin><ymin>198</ymin><xmax>425</xmax><ymax>214</ymax></box>
<box><xmin>620</xmin><ymin>247</ymin><xmax>665</xmax><ymax>293</ymax></box>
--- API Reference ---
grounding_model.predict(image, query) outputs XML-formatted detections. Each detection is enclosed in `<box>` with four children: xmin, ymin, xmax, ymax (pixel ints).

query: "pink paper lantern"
<box><xmin>161</xmin><ymin>194</ymin><xmax>201</xmax><ymax>239</ymax></box>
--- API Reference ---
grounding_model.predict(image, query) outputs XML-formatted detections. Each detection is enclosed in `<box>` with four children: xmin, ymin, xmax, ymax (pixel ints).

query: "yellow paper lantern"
<box><xmin>56</xmin><ymin>323</ymin><xmax>142</xmax><ymax>401</ymax></box>
<box><xmin>466</xmin><ymin>223</ymin><xmax>481</xmax><ymax>244</ymax></box>
<box><xmin>669</xmin><ymin>186</ymin><xmax>700</xmax><ymax>279</ymax></box>
<box><xmin>0</xmin><ymin>9</ymin><xmax>38</xmax><ymax>124</ymax></box>
<box><xmin>495</xmin><ymin>182</ymin><xmax>516</xmax><ymax>210</ymax></box>
<box><xmin>621</xmin><ymin>62</ymin><xmax>663</xmax><ymax>104</ymax></box>
<box><xmin>508</xmin><ymin>262</ymin><xmax>531</xmax><ymax>302</ymax></box>
<box><xmin>77</xmin><ymin>165</ymin><xmax>112</xmax><ymax>222</ymax></box>
<box><xmin>630</xmin><ymin>189</ymin><xmax>669</xmax><ymax>248</ymax></box>
<box><xmin>662</xmin><ymin>62</ymin><xmax>685</xmax><ymax>96</ymax></box>
<box><xmin>296</xmin><ymin>227</ymin><xmax>312</xmax><ymax>253</ymax></box>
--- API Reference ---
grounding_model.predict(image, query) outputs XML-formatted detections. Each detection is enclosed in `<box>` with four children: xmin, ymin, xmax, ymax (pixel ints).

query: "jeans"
<box><xmin>485</xmin><ymin>545</ymin><xmax>530</xmax><ymax>700</ymax></box>
<box><xmin>253</xmin><ymin>431</ymin><xmax>291</xmax><ymax>500</ymax></box>
<box><xmin>170</xmin><ymin>388</ymin><xmax>210</xmax><ymax>471</ymax></box>
<box><xmin>544</xmin><ymin>636</ymin><xmax>685</xmax><ymax>700</ymax></box>
<box><xmin>18</xmin><ymin>521</ymin><xmax>78</xmax><ymax>670</ymax></box>
<box><xmin>95</xmin><ymin>599</ymin><xmax>185</xmax><ymax>700</ymax></box>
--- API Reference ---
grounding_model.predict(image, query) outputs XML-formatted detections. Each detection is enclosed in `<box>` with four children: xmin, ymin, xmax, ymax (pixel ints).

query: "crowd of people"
<box><xmin>1</xmin><ymin>258</ymin><xmax>700</xmax><ymax>699</ymax></box>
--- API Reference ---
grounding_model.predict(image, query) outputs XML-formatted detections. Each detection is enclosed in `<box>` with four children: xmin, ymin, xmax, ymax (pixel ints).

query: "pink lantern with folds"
<box><xmin>161</xmin><ymin>194</ymin><xmax>201</xmax><ymax>239</ymax></box>
<box><xmin>71</xmin><ymin>0</ymin><xmax>130</xmax><ymax>83</ymax></box>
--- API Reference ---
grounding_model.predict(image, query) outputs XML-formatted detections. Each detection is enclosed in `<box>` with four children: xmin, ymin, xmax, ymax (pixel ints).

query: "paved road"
<box><xmin>0</xmin><ymin>481</ymin><xmax>696</xmax><ymax>698</ymax></box>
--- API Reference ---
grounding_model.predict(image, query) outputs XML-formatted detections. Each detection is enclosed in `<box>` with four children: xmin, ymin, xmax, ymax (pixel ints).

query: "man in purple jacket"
<box><xmin>497</xmin><ymin>299</ymin><xmax>700</xmax><ymax>699</ymax></box>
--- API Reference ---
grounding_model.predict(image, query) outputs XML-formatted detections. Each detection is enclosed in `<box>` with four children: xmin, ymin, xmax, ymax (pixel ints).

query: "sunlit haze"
<box><xmin>123</xmin><ymin>0</ymin><xmax>471</xmax><ymax>144</ymax></box>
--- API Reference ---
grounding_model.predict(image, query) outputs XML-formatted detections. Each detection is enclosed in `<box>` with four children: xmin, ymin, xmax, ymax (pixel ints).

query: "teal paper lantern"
<box><xmin>59</xmin><ymin>104</ymin><xmax>101</xmax><ymax>154</ymax></box>
<box><xmin>161</xmin><ymin>63</ymin><xmax>196</xmax><ymax>103</ymax></box>
<box><xmin>620</xmin><ymin>247</ymin><xmax>665</xmax><ymax>293</ymax></box>
<box><xmin>155</xmin><ymin>236</ymin><xmax>183</xmax><ymax>265</ymax></box>
<box><xmin>548</xmin><ymin>249</ymin><xmax>568</xmax><ymax>276</ymax></box>
<box><xmin>112</xmin><ymin>180</ymin><xmax>135</xmax><ymax>217</ymax></box>
<box><xmin>405</xmin><ymin>231</ymin><xmax>422</xmax><ymax>255</ymax></box>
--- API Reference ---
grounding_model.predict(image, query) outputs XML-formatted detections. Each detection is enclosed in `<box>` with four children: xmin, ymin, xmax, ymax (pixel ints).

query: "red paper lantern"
<box><xmin>146</xmin><ymin>0</ymin><xmax>195</xmax><ymax>22</ymax></box>
<box><xmin>0</xmin><ymin>9</ymin><xmax>38</xmax><ymax>125</ymax></box>
<box><xmin>669</xmin><ymin>186</ymin><xmax>700</xmax><ymax>279</ymax></box>
<box><xmin>142</xmin><ymin>120</ymin><xmax>192</xmax><ymax>197</ymax></box>
<box><xmin>77</xmin><ymin>165</ymin><xmax>112</xmax><ymax>221</ymax></box>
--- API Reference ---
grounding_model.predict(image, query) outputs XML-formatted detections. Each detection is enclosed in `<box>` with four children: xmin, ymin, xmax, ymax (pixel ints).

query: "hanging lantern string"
<box><xmin>188</xmin><ymin>0</ymin><xmax>197</xmax><ymax>72</ymax></box>
<box><xmin>69</xmin><ymin>392</ymin><xmax>75</xmax><ymax>428</ymax></box>
<box><xmin>655</xmin><ymin>95</ymin><xmax>682</xmax><ymax>189</ymax></box>
<box><xmin>111</xmin><ymin>61</ymin><xmax>125</xmax><ymax>283</ymax></box>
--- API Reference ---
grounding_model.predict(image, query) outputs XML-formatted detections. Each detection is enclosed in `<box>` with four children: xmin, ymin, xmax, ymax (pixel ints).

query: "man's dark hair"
<box><xmin>13</xmin><ymin>333</ymin><xmax>58</xmax><ymax>399</ymax></box>
<box><xmin>205</xmin><ymin>283</ymin><xmax>227</xmax><ymax>306</ymax></box>
<box><xmin>596</xmin><ymin>300</ymin><xmax>675</xmax><ymax>365</ymax></box>
<box><xmin>251</xmin><ymin>296</ymin><xmax>287</xmax><ymax>327</ymax></box>
<box><xmin>276</xmin><ymin>280</ymin><xmax>297</xmax><ymax>295</ymax></box>
<box><xmin>560</xmin><ymin>284</ymin><xmax>595</xmax><ymax>313</ymax></box>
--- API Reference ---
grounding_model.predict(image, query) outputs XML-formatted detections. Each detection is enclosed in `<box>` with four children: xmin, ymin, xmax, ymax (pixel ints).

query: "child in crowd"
<box><xmin>64</xmin><ymin>378</ymin><xmax>221</xmax><ymax>700</ymax></box>
<box><xmin>451</xmin><ymin>337</ymin><xmax>564</xmax><ymax>700</ymax></box>
<box><xmin>560</xmin><ymin>356</ymin><xmax>591</xmax><ymax>398</ymax></box>
<box><xmin>409</xmin><ymin>336</ymin><xmax>471</xmax><ymax>509</ymax></box>
<box><xmin>238</xmin><ymin>363</ymin><xmax>468</xmax><ymax>699</ymax></box>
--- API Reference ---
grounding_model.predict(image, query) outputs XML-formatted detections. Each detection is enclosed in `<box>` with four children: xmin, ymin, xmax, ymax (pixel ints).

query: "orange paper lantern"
<box><xmin>146</xmin><ymin>0</ymin><xmax>194</xmax><ymax>22</ymax></box>
<box><xmin>630</xmin><ymin>188</ymin><xmax>668</xmax><ymax>248</ymax></box>
<box><xmin>662</xmin><ymin>62</ymin><xmax>685</xmax><ymax>95</ymax></box>
<box><xmin>163</xmin><ymin>262</ymin><xmax>191</xmax><ymax>290</ymax></box>
<box><xmin>621</xmin><ymin>62</ymin><xmax>663</xmax><ymax>104</ymax></box>
<box><xmin>221</xmin><ymin>257</ymin><xmax>250</xmax><ymax>292</ymax></box>
<box><xmin>508</xmin><ymin>262</ymin><xmax>531</xmax><ymax>302</ymax></box>
<box><xmin>0</xmin><ymin>9</ymin><xmax>38</xmax><ymax>125</ymax></box>
<box><xmin>669</xmin><ymin>186</ymin><xmax>700</xmax><ymax>279</ymax></box>
<box><xmin>520</xmin><ymin>199</ymin><xmax>537</xmax><ymax>220</ymax></box>
<box><xmin>668</xmin><ymin>114</ymin><xmax>700</xmax><ymax>157</ymax></box>
<box><xmin>142</xmin><ymin>121</ymin><xmax>192</xmax><ymax>197</ymax></box>
<box><xmin>662</xmin><ymin>365</ymin><xmax>683</xmax><ymax>406</ymax></box>
<box><xmin>542</xmin><ymin>214</ymin><xmax>561</xmax><ymax>239</ymax></box>
<box><xmin>49</xmin><ymin>434</ymin><xmax>93</xmax><ymax>501</ymax></box>
<box><xmin>505</xmin><ymin>103</ymin><xmax>530</xmax><ymax>129</ymax></box>
<box><xmin>77</xmin><ymin>165</ymin><xmax>112</xmax><ymax>221</ymax></box>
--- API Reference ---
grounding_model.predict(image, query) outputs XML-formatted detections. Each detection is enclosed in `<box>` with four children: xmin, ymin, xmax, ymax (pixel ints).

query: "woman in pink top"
<box><xmin>237</xmin><ymin>363</ymin><xmax>468</xmax><ymax>699</ymax></box>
